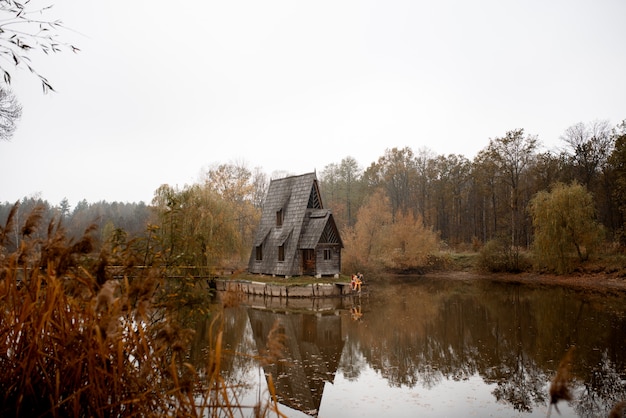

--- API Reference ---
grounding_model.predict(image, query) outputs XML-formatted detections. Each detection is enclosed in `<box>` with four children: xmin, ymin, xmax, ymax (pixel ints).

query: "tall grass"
<box><xmin>0</xmin><ymin>203</ymin><xmax>284</xmax><ymax>417</ymax></box>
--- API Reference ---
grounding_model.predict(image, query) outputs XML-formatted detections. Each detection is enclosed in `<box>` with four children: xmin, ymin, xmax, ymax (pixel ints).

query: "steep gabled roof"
<box><xmin>249</xmin><ymin>172</ymin><xmax>342</xmax><ymax>276</ymax></box>
<box><xmin>299</xmin><ymin>209</ymin><xmax>343</xmax><ymax>249</ymax></box>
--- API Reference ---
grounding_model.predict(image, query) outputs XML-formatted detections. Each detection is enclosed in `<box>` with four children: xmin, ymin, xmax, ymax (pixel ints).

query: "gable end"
<box><xmin>308</xmin><ymin>180</ymin><xmax>323</xmax><ymax>209</ymax></box>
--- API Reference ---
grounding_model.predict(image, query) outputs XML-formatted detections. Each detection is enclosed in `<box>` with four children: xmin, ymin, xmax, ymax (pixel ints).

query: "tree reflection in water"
<box><xmin>194</xmin><ymin>277</ymin><xmax>626</xmax><ymax>417</ymax></box>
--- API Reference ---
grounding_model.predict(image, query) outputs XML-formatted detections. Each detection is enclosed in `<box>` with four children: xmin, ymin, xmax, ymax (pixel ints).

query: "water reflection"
<box><xmin>248</xmin><ymin>308</ymin><xmax>344</xmax><ymax>415</ymax></box>
<box><xmin>200</xmin><ymin>277</ymin><xmax>626</xmax><ymax>417</ymax></box>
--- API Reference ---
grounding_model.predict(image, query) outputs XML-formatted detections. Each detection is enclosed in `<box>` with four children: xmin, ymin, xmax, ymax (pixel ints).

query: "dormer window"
<box><xmin>276</xmin><ymin>209</ymin><xmax>283</xmax><ymax>227</ymax></box>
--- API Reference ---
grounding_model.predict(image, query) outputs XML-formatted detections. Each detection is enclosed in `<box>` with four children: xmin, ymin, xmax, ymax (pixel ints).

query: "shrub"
<box><xmin>477</xmin><ymin>239</ymin><xmax>530</xmax><ymax>273</ymax></box>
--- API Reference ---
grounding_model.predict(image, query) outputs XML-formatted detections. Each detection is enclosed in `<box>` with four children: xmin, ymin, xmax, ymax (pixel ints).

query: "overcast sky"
<box><xmin>1</xmin><ymin>0</ymin><xmax>625</xmax><ymax>208</ymax></box>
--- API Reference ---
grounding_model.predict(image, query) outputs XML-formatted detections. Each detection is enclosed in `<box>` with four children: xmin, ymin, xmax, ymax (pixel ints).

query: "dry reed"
<box><xmin>0</xmin><ymin>203</ymin><xmax>284</xmax><ymax>417</ymax></box>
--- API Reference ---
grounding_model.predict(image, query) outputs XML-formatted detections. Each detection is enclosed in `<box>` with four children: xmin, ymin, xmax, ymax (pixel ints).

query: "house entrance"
<box><xmin>302</xmin><ymin>249</ymin><xmax>315</xmax><ymax>275</ymax></box>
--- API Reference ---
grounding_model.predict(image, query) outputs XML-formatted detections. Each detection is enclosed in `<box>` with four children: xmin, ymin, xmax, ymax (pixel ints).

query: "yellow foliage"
<box><xmin>381</xmin><ymin>212</ymin><xmax>440</xmax><ymax>271</ymax></box>
<box><xmin>529</xmin><ymin>182</ymin><xmax>604</xmax><ymax>274</ymax></box>
<box><xmin>342</xmin><ymin>188</ymin><xmax>440</xmax><ymax>272</ymax></box>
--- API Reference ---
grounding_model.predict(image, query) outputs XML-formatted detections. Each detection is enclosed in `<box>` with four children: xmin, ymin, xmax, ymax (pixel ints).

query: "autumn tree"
<box><xmin>201</xmin><ymin>162</ymin><xmax>262</xmax><ymax>263</ymax></box>
<box><xmin>342</xmin><ymin>188</ymin><xmax>440</xmax><ymax>273</ymax></box>
<box><xmin>152</xmin><ymin>183</ymin><xmax>242</xmax><ymax>274</ymax></box>
<box><xmin>341</xmin><ymin>188</ymin><xmax>392</xmax><ymax>273</ymax></box>
<box><xmin>414</xmin><ymin>147</ymin><xmax>436</xmax><ymax>224</ymax></box>
<box><xmin>363</xmin><ymin>147</ymin><xmax>417</xmax><ymax>219</ymax></box>
<box><xmin>203</xmin><ymin>162</ymin><xmax>253</xmax><ymax>203</ymax></box>
<box><xmin>528</xmin><ymin>152</ymin><xmax>569</xmax><ymax>192</ymax></box>
<box><xmin>471</xmin><ymin>148</ymin><xmax>501</xmax><ymax>244</ymax></box>
<box><xmin>151</xmin><ymin>162</ymin><xmax>262</xmax><ymax>273</ymax></box>
<box><xmin>529</xmin><ymin>182</ymin><xmax>604</xmax><ymax>274</ymax></box>
<box><xmin>431</xmin><ymin>154</ymin><xmax>471</xmax><ymax>245</ymax></box>
<box><xmin>380</xmin><ymin>211</ymin><xmax>440</xmax><ymax>272</ymax></box>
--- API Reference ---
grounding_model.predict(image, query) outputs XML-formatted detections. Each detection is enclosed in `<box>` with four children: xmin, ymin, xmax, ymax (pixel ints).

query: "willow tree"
<box><xmin>201</xmin><ymin>162</ymin><xmax>262</xmax><ymax>264</ymax></box>
<box><xmin>529</xmin><ymin>182</ymin><xmax>604</xmax><ymax>274</ymax></box>
<box><xmin>151</xmin><ymin>183</ymin><xmax>242</xmax><ymax>274</ymax></box>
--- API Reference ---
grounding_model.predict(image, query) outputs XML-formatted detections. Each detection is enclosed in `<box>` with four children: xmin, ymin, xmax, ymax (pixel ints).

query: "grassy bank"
<box><xmin>221</xmin><ymin>250</ymin><xmax>626</xmax><ymax>292</ymax></box>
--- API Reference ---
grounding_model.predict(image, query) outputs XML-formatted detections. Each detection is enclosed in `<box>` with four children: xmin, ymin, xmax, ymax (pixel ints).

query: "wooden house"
<box><xmin>248</xmin><ymin>172</ymin><xmax>343</xmax><ymax>277</ymax></box>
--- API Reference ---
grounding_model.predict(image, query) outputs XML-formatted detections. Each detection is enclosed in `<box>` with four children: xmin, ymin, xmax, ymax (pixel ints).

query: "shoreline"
<box><xmin>225</xmin><ymin>269</ymin><xmax>626</xmax><ymax>296</ymax></box>
<box><xmin>418</xmin><ymin>270</ymin><xmax>626</xmax><ymax>294</ymax></box>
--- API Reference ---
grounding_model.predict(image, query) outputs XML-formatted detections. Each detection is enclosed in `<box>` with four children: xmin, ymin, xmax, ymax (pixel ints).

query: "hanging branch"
<box><xmin>0</xmin><ymin>1</ymin><xmax>80</xmax><ymax>93</ymax></box>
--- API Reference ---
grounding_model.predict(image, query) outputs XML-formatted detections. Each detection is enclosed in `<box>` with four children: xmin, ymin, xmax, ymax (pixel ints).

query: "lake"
<box><xmin>192</xmin><ymin>275</ymin><xmax>626</xmax><ymax>417</ymax></box>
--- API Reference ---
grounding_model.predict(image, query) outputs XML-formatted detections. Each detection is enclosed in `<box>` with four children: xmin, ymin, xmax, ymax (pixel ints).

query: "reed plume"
<box><xmin>0</xmin><ymin>200</ymin><xmax>18</xmax><ymax>245</ymax></box>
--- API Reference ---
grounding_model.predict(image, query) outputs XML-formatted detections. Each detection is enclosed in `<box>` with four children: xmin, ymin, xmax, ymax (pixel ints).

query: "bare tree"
<box><xmin>0</xmin><ymin>85</ymin><xmax>21</xmax><ymax>141</ymax></box>
<box><xmin>560</xmin><ymin>120</ymin><xmax>613</xmax><ymax>187</ymax></box>
<box><xmin>366</xmin><ymin>147</ymin><xmax>417</xmax><ymax>220</ymax></box>
<box><xmin>486</xmin><ymin>129</ymin><xmax>539</xmax><ymax>257</ymax></box>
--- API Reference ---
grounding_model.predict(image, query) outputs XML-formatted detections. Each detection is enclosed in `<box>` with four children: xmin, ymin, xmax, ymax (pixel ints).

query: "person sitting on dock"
<box><xmin>351</xmin><ymin>273</ymin><xmax>363</xmax><ymax>292</ymax></box>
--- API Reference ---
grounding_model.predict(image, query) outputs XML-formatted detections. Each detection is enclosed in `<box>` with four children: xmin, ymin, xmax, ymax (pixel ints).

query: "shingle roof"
<box><xmin>248</xmin><ymin>172</ymin><xmax>342</xmax><ymax>276</ymax></box>
<box><xmin>299</xmin><ymin>210</ymin><xmax>333</xmax><ymax>249</ymax></box>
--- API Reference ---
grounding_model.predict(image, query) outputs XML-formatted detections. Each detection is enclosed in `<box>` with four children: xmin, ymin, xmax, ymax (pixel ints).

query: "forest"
<box><xmin>2</xmin><ymin>119</ymin><xmax>626</xmax><ymax>276</ymax></box>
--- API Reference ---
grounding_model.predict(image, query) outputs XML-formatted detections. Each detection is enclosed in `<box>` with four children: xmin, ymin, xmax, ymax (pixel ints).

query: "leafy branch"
<box><xmin>0</xmin><ymin>0</ymin><xmax>80</xmax><ymax>93</ymax></box>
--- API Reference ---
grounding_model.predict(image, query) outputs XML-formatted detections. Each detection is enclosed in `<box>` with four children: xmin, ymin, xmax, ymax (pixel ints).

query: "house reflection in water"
<box><xmin>247</xmin><ymin>308</ymin><xmax>346</xmax><ymax>416</ymax></box>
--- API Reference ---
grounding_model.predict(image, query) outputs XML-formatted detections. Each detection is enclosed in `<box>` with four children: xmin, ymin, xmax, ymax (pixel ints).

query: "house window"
<box><xmin>323</xmin><ymin>249</ymin><xmax>331</xmax><ymax>260</ymax></box>
<box><xmin>278</xmin><ymin>244</ymin><xmax>285</xmax><ymax>262</ymax></box>
<box><xmin>276</xmin><ymin>209</ymin><xmax>283</xmax><ymax>227</ymax></box>
<box><xmin>255</xmin><ymin>245</ymin><xmax>263</xmax><ymax>261</ymax></box>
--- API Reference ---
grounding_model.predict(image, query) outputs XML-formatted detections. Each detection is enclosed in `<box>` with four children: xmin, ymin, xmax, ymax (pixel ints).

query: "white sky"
<box><xmin>1</xmin><ymin>0</ymin><xmax>625</xmax><ymax>208</ymax></box>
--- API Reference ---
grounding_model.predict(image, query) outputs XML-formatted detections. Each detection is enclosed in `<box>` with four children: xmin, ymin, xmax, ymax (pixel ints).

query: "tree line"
<box><xmin>2</xmin><ymin>119</ymin><xmax>625</xmax><ymax>275</ymax></box>
<box><xmin>320</xmin><ymin>119</ymin><xmax>626</xmax><ymax>273</ymax></box>
<box><xmin>0</xmin><ymin>164</ymin><xmax>267</xmax><ymax>276</ymax></box>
